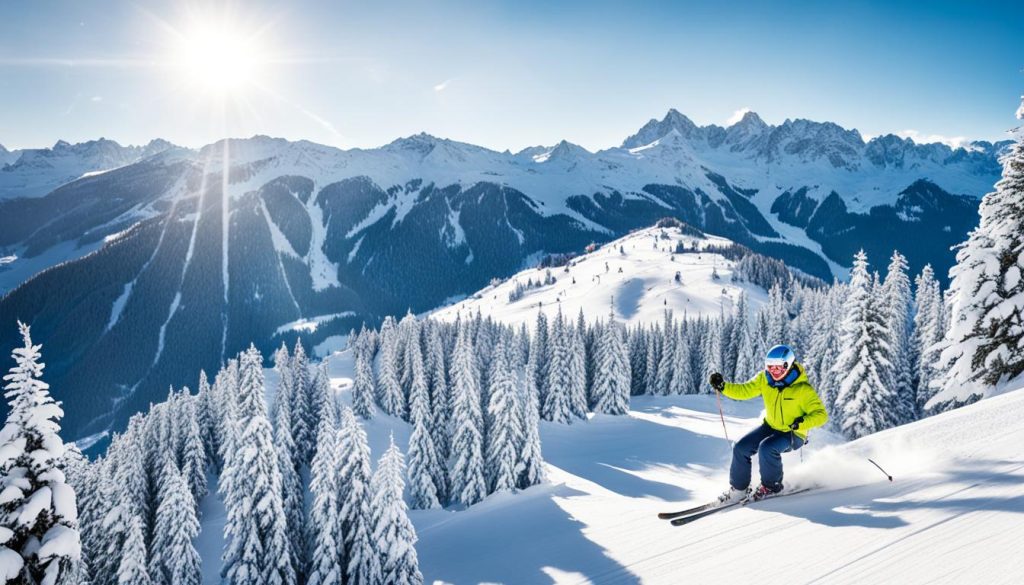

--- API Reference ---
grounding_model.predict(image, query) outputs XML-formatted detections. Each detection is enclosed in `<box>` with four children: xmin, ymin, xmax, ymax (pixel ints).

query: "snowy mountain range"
<box><xmin>0</xmin><ymin>137</ymin><xmax>177</xmax><ymax>200</ymax></box>
<box><xmin>0</xmin><ymin>109</ymin><xmax>1010</xmax><ymax>441</ymax></box>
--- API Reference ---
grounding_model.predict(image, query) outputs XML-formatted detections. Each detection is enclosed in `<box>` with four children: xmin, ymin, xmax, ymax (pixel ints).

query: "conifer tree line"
<box><xmin>356</xmin><ymin>247</ymin><xmax>956</xmax><ymax>445</ymax></box>
<box><xmin>60</xmin><ymin>340</ymin><xmax>422</xmax><ymax>585</ymax></box>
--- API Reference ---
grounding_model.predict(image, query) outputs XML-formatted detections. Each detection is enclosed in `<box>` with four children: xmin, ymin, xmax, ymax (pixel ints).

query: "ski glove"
<box><xmin>789</xmin><ymin>416</ymin><xmax>804</xmax><ymax>431</ymax></box>
<box><xmin>709</xmin><ymin>372</ymin><xmax>725</xmax><ymax>392</ymax></box>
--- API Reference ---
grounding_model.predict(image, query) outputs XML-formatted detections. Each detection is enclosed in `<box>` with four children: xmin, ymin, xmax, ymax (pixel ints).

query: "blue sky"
<box><xmin>0</xmin><ymin>0</ymin><xmax>1020</xmax><ymax>152</ymax></box>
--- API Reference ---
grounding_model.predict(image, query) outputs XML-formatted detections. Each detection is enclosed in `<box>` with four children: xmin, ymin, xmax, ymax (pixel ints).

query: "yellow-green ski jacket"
<box><xmin>722</xmin><ymin>364</ymin><xmax>828</xmax><ymax>439</ymax></box>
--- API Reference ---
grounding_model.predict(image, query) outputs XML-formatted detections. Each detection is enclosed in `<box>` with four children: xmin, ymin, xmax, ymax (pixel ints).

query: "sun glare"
<box><xmin>173</xmin><ymin>22</ymin><xmax>265</xmax><ymax>95</ymax></box>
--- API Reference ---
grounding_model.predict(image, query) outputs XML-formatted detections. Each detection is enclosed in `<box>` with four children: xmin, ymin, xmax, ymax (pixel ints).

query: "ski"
<box><xmin>657</xmin><ymin>501</ymin><xmax>719</xmax><ymax>520</ymax></box>
<box><xmin>669</xmin><ymin>488</ymin><xmax>813</xmax><ymax>526</ymax></box>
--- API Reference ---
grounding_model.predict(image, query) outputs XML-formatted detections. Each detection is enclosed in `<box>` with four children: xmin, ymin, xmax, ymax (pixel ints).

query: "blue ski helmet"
<box><xmin>764</xmin><ymin>344</ymin><xmax>796</xmax><ymax>381</ymax></box>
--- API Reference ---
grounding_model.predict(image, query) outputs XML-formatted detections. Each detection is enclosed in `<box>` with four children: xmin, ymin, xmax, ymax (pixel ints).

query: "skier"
<box><xmin>709</xmin><ymin>344</ymin><xmax>827</xmax><ymax>504</ymax></box>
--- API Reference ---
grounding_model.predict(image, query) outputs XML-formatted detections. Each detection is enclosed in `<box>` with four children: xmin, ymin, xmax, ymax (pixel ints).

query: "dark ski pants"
<box><xmin>730</xmin><ymin>422</ymin><xmax>804</xmax><ymax>490</ymax></box>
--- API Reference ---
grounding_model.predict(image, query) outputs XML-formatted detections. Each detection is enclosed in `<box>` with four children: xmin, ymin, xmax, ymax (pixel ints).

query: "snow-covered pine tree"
<box><xmin>913</xmin><ymin>264</ymin><xmax>945</xmax><ymax>412</ymax></box>
<box><xmin>307</xmin><ymin>416</ymin><xmax>341</xmax><ymax>585</ymax></box>
<box><xmin>930</xmin><ymin>105</ymin><xmax>1024</xmax><ymax>411</ymax></box>
<box><xmin>337</xmin><ymin>408</ymin><xmax>380</xmax><ymax>585</ymax></box>
<box><xmin>591</xmin><ymin>315</ymin><xmax>630</xmax><ymax>415</ymax></box>
<box><xmin>568</xmin><ymin>323</ymin><xmax>589</xmax><ymax>419</ymax></box>
<box><xmin>881</xmin><ymin>250</ymin><xmax>917</xmax><ymax>425</ymax></box>
<box><xmin>406</xmin><ymin>338</ymin><xmax>442</xmax><ymax>509</ymax></box>
<box><xmin>220</xmin><ymin>345</ymin><xmax>295</xmax><ymax>585</ymax></box>
<box><xmin>448</xmin><ymin>321</ymin><xmax>487</xmax><ymax>506</ymax></box>
<box><xmin>271</xmin><ymin>343</ymin><xmax>292</xmax><ymax>427</ymax></box>
<box><xmin>104</xmin><ymin>416</ymin><xmax>149</xmax><ymax>564</ymax></box>
<box><xmin>485</xmin><ymin>337</ymin><xmax>523</xmax><ymax>494</ymax></box>
<box><xmin>151</xmin><ymin>461</ymin><xmax>200</xmax><ymax>585</ymax></box>
<box><xmin>369</xmin><ymin>438</ymin><xmax>424</xmax><ymax>585</ymax></box>
<box><xmin>542</xmin><ymin>310</ymin><xmax>574</xmax><ymax>423</ymax></box>
<box><xmin>195</xmin><ymin>370</ymin><xmax>219</xmax><ymax>471</ymax></box>
<box><xmin>352</xmin><ymin>341</ymin><xmax>376</xmax><ymax>420</ymax></box>
<box><xmin>179</xmin><ymin>396</ymin><xmax>208</xmax><ymax>507</ymax></box>
<box><xmin>533</xmin><ymin>311</ymin><xmax>550</xmax><ymax>406</ymax></box>
<box><xmin>833</xmin><ymin>251</ymin><xmax>895</xmax><ymax>439</ymax></box>
<box><xmin>274</xmin><ymin>372</ymin><xmax>306</xmax><ymax>581</ymax></box>
<box><xmin>765</xmin><ymin>283</ymin><xmax>789</xmax><ymax>345</ymax></box>
<box><xmin>628</xmin><ymin>326</ymin><xmax>648</xmax><ymax>395</ymax></box>
<box><xmin>291</xmin><ymin>340</ymin><xmax>316</xmax><ymax>465</ymax></box>
<box><xmin>377</xmin><ymin>317</ymin><xmax>406</xmax><ymax>419</ymax></box>
<box><xmin>517</xmin><ymin>336</ymin><xmax>546</xmax><ymax>490</ymax></box>
<box><xmin>425</xmin><ymin>326</ymin><xmax>450</xmax><ymax>490</ymax></box>
<box><xmin>701</xmin><ymin>317</ymin><xmax>723</xmax><ymax>395</ymax></box>
<box><xmin>643</xmin><ymin>325</ymin><xmax>660</xmax><ymax>396</ymax></box>
<box><xmin>654</xmin><ymin>311</ymin><xmax>675</xmax><ymax>395</ymax></box>
<box><xmin>116</xmin><ymin>514</ymin><xmax>151</xmax><ymax>585</ymax></box>
<box><xmin>0</xmin><ymin>321</ymin><xmax>81</xmax><ymax>585</ymax></box>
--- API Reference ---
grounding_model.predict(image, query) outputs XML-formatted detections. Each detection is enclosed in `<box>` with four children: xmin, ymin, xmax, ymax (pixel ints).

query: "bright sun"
<box><xmin>173</xmin><ymin>22</ymin><xmax>265</xmax><ymax>94</ymax></box>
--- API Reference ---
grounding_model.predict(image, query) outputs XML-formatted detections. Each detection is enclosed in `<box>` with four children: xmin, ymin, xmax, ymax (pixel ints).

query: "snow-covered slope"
<box><xmin>431</xmin><ymin>225</ymin><xmax>774</xmax><ymax>327</ymax></box>
<box><xmin>314</xmin><ymin>351</ymin><xmax>1024</xmax><ymax>584</ymax></box>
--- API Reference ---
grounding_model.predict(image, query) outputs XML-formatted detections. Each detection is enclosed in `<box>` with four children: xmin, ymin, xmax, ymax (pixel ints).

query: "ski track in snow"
<box><xmin>258</xmin><ymin>198</ymin><xmax>302</xmax><ymax>316</ymax></box>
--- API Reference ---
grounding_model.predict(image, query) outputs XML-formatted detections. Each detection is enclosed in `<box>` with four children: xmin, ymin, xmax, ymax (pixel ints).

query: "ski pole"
<box><xmin>868</xmin><ymin>458</ymin><xmax>893</xmax><ymax>482</ymax></box>
<box><xmin>715</xmin><ymin>389</ymin><xmax>729</xmax><ymax>443</ymax></box>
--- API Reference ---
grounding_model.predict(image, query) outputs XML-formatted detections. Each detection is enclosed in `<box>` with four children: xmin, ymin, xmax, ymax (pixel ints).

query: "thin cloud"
<box><xmin>433</xmin><ymin>79</ymin><xmax>453</xmax><ymax>93</ymax></box>
<box><xmin>726</xmin><ymin>107</ymin><xmax>752</xmax><ymax>126</ymax></box>
<box><xmin>91</xmin><ymin>95</ymin><xmax>103</xmax><ymax>102</ymax></box>
<box><xmin>896</xmin><ymin>129</ymin><xmax>971</xmax><ymax>149</ymax></box>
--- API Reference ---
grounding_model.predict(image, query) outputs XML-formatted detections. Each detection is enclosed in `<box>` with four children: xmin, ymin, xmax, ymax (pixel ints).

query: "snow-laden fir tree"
<box><xmin>447</xmin><ymin>322</ymin><xmax>487</xmax><ymax>506</ymax></box>
<box><xmin>273</xmin><ymin>373</ymin><xmax>306</xmax><ymax>581</ymax></box>
<box><xmin>151</xmin><ymin>460</ymin><xmax>200</xmax><ymax>585</ymax></box>
<box><xmin>369</xmin><ymin>437</ymin><xmax>424</xmax><ymax>585</ymax></box>
<box><xmin>654</xmin><ymin>311</ymin><xmax>675</xmax><ymax>395</ymax></box>
<box><xmin>108</xmin><ymin>416</ymin><xmax>149</xmax><ymax>563</ymax></box>
<box><xmin>0</xmin><ymin>322</ymin><xmax>81</xmax><ymax>585</ymax></box>
<box><xmin>913</xmin><ymin>264</ymin><xmax>946</xmax><ymax>412</ymax></box>
<box><xmin>701</xmin><ymin>317</ymin><xmax>723</xmax><ymax>395</ymax></box>
<box><xmin>542</xmin><ymin>311</ymin><xmax>574</xmax><ymax>423</ymax></box>
<box><xmin>568</xmin><ymin>325</ymin><xmax>589</xmax><ymax>419</ymax></box>
<box><xmin>291</xmin><ymin>340</ymin><xmax>316</xmax><ymax>465</ymax></box>
<box><xmin>591</xmin><ymin>315</ymin><xmax>630</xmax><ymax>415</ymax></box>
<box><xmin>405</xmin><ymin>339</ymin><xmax>443</xmax><ymax>509</ymax></box>
<box><xmin>195</xmin><ymin>370</ymin><xmax>219</xmax><ymax>471</ymax></box>
<box><xmin>179</xmin><ymin>397</ymin><xmax>208</xmax><ymax>507</ymax></box>
<box><xmin>425</xmin><ymin>326</ymin><xmax>450</xmax><ymax>492</ymax></box>
<box><xmin>337</xmin><ymin>408</ymin><xmax>380</xmax><ymax>585</ymax></box>
<box><xmin>643</xmin><ymin>326</ymin><xmax>660</xmax><ymax>396</ymax></box>
<box><xmin>628</xmin><ymin>327</ymin><xmax>648</xmax><ymax>395</ymax></box>
<box><xmin>306</xmin><ymin>417</ymin><xmax>341</xmax><ymax>585</ymax></box>
<box><xmin>116</xmin><ymin>514</ymin><xmax>151</xmax><ymax>585</ymax></box>
<box><xmin>220</xmin><ymin>345</ymin><xmax>295</xmax><ymax>585</ymax></box>
<box><xmin>930</xmin><ymin>103</ymin><xmax>1024</xmax><ymax>411</ymax></box>
<box><xmin>517</xmin><ymin>335</ymin><xmax>546</xmax><ymax>490</ymax></box>
<box><xmin>270</xmin><ymin>344</ymin><xmax>292</xmax><ymax>427</ymax></box>
<box><xmin>668</xmin><ymin>327</ymin><xmax>693</xmax><ymax>395</ymax></box>
<box><xmin>880</xmin><ymin>251</ymin><xmax>917</xmax><ymax>424</ymax></box>
<box><xmin>352</xmin><ymin>341</ymin><xmax>376</xmax><ymax>420</ymax></box>
<box><xmin>533</xmin><ymin>311</ymin><xmax>550</xmax><ymax>405</ymax></box>
<box><xmin>377</xmin><ymin>317</ymin><xmax>406</xmax><ymax>419</ymax></box>
<box><xmin>833</xmin><ymin>251</ymin><xmax>895</xmax><ymax>439</ymax></box>
<box><xmin>765</xmin><ymin>283</ymin><xmax>788</xmax><ymax>345</ymax></box>
<box><xmin>485</xmin><ymin>337</ymin><xmax>523</xmax><ymax>493</ymax></box>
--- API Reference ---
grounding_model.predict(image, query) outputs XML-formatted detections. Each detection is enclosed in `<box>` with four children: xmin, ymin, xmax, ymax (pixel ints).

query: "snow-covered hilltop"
<box><xmin>432</xmin><ymin>224</ymin><xmax>787</xmax><ymax>327</ymax></box>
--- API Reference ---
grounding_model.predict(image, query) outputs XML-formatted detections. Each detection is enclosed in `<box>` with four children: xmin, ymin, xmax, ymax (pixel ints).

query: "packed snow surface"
<box><xmin>190</xmin><ymin>356</ymin><xmax>1024</xmax><ymax>584</ymax></box>
<box><xmin>432</xmin><ymin>226</ymin><xmax>771</xmax><ymax>327</ymax></box>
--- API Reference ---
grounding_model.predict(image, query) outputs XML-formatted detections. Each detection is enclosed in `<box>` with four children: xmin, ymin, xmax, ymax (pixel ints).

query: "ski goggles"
<box><xmin>765</xmin><ymin>364</ymin><xmax>790</xmax><ymax>380</ymax></box>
